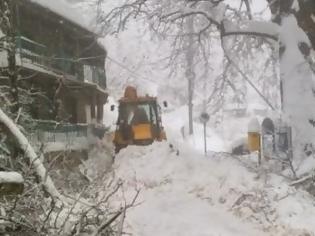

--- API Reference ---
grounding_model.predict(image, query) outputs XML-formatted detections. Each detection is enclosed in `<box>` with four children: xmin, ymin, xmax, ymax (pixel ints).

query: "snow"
<box><xmin>103</xmin><ymin>96</ymin><xmax>118</xmax><ymax>131</ymax></box>
<box><xmin>248</xmin><ymin>117</ymin><xmax>260</xmax><ymax>133</ymax></box>
<box><xmin>250</xmin><ymin>1</ymin><xmax>271</xmax><ymax>19</ymax></box>
<box><xmin>243</xmin><ymin>21</ymin><xmax>279</xmax><ymax>37</ymax></box>
<box><xmin>0</xmin><ymin>51</ymin><xmax>8</xmax><ymax>67</ymax></box>
<box><xmin>163</xmin><ymin>106</ymin><xmax>226</xmax><ymax>153</ymax></box>
<box><xmin>291</xmin><ymin>0</ymin><xmax>300</xmax><ymax>12</ymax></box>
<box><xmin>0</xmin><ymin>30</ymin><xmax>8</xmax><ymax>67</ymax></box>
<box><xmin>29</xmin><ymin>0</ymin><xmax>93</xmax><ymax>33</ymax></box>
<box><xmin>100</xmin><ymin>96</ymin><xmax>315</xmax><ymax>236</ymax></box>
<box><xmin>280</xmin><ymin>16</ymin><xmax>311</xmax><ymax>49</ymax></box>
<box><xmin>113</xmin><ymin>143</ymin><xmax>265</xmax><ymax>236</ymax></box>
<box><xmin>225</xmin><ymin>20</ymin><xmax>279</xmax><ymax>39</ymax></box>
<box><xmin>0</xmin><ymin>172</ymin><xmax>24</xmax><ymax>184</ymax></box>
<box><xmin>43</xmin><ymin>138</ymin><xmax>89</xmax><ymax>153</ymax></box>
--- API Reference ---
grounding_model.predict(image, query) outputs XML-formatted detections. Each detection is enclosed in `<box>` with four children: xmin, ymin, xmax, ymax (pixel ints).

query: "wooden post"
<box><xmin>203</xmin><ymin>122</ymin><xmax>207</xmax><ymax>156</ymax></box>
<box><xmin>200</xmin><ymin>112</ymin><xmax>210</xmax><ymax>156</ymax></box>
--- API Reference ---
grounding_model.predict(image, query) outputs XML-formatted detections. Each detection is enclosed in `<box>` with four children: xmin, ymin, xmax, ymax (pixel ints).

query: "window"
<box><xmin>121</xmin><ymin>102</ymin><xmax>157</xmax><ymax>126</ymax></box>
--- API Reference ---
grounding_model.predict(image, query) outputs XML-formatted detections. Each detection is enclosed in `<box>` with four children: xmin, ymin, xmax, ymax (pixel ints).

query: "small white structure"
<box><xmin>261</xmin><ymin>118</ymin><xmax>276</xmax><ymax>159</ymax></box>
<box><xmin>0</xmin><ymin>172</ymin><xmax>24</xmax><ymax>184</ymax></box>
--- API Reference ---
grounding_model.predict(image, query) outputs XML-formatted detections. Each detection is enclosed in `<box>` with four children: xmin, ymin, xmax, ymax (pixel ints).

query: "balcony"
<box><xmin>15</xmin><ymin>36</ymin><xmax>106</xmax><ymax>89</ymax></box>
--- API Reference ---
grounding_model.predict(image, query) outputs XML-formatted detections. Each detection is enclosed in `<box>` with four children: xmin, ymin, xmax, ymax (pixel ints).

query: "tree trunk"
<box><xmin>1</xmin><ymin>0</ymin><xmax>20</xmax><ymax>114</ymax></box>
<box><xmin>186</xmin><ymin>17</ymin><xmax>195</xmax><ymax>135</ymax></box>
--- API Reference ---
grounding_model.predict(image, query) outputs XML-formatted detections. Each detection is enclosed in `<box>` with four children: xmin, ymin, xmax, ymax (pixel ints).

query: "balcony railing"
<box><xmin>29</xmin><ymin>121</ymin><xmax>88</xmax><ymax>145</ymax></box>
<box><xmin>29</xmin><ymin>121</ymin><xmax>109</xmax><ymax>152</ymax></box>
<box><xmin>15</xmin><ymin>36</ymin><xmax>106</xmax><ymax>89</ymax></box>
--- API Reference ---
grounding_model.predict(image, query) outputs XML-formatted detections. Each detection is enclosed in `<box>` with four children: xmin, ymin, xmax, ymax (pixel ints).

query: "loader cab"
<box><xmin>121</xmin><ymin>102</ymin><xmax>155</xmax><ymax>126</ymax></box>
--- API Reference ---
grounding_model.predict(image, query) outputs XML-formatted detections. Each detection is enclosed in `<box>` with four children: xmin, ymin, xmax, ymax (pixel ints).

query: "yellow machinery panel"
<box><xmin>132</xmin><ymin>124</ymin><xmax>153</xmax><ymax>140</ymax></box>
<box><xmin>248</xmin><ymin>132</ymin><xmax>261</xmax><ymax>152</ymax></box>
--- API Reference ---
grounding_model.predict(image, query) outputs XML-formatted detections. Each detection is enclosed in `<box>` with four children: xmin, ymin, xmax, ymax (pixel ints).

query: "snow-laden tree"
<box><xmin>97</xmin><ymin>0</ymin><xmax>278</xmax><ymax>133</ymax></box>
<box><xmin>267</xmin><ymin>0</ymin><xmax>315</xmax><ymax>166</ymax></box>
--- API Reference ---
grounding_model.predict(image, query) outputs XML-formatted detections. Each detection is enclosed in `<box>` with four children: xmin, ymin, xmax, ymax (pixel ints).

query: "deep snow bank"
<box><xmin>113</xmin><ymin>142</ymin><xmax>315</xmax><ymax>235</ymax></box>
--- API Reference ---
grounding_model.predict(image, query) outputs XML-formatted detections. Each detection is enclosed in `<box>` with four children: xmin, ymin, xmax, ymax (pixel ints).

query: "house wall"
<box><xmin>6</xmin><ymin>1</ymin><xmax>108</xmax><ymax>127</ymax></box>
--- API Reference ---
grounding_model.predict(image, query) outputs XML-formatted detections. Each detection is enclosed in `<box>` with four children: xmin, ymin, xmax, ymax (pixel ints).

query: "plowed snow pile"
<box><xmin>113</xmin><ymin>142</ymin><xmax>315</xmax><ymax>236</ymax></box>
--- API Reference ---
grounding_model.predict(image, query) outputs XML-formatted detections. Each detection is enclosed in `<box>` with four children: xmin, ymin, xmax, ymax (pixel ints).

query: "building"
<box><xmin>0</xmin><ymin>0</ymin><xmax>108</xmax><ymax>152</ymax></box>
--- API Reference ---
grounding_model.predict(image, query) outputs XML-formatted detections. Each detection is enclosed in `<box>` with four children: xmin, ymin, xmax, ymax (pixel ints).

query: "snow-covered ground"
<box><xmin>106</xmin><ymin>106</ymin><xmax>315</xmax><ymax>236</ymax></box>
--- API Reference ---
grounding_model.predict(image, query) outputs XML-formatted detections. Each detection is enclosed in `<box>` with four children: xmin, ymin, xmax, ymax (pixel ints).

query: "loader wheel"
<box><xmin>169</xmin><ymin>143</ymin><xmax>179</xmax><ymax>156</ymax></box>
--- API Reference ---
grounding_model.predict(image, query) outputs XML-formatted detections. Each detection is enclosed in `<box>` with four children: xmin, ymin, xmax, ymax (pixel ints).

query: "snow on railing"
<box><xmin>29</xmin><ymin>122</ymin><xmax>89</xmax><ymax>150</ymax></box>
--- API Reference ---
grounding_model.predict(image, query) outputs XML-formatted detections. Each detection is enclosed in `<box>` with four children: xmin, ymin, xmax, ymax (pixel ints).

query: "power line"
<box><xmin>106</xmin><ymin>55</ymin><xmax>157</xmax><ymax>83</ymax></box>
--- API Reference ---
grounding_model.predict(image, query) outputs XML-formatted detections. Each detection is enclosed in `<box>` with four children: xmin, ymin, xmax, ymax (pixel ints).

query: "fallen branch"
<box><xmin>290</xmin><ymin>173</ymin><xmax>314</xmax><ymax>186</ymax></box>
<box><xmin>94</xmin><ymin>209</ymin><xmax>123</xmax><ymax>236</ymax></box>
<box><xmin>231</xmin><ymin>193</ymin><xmax>253</xmax><ymax>208</ymax></box>
<box><xmin>93</xmin><ymin>188</ymin><xmax>141</xmax><ymax>236</ymax></box>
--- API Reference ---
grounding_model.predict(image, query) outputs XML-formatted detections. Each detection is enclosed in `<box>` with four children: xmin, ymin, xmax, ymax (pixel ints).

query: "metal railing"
<box><xmin>29</xmin><ymin>121</ymin><xmax>109</xmax><ymax>145</ymax></box>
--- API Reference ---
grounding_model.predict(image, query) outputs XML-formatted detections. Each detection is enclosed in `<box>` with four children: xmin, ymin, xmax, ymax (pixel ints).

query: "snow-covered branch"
<box><xmin>99</xmin><ymin>0</ymin><xmax>279</xmax><ymax>42</ymax></box>
<box><xmin>0</xmin><ymin>108</ymin><xmax>64</xmax><ymax>201</ymax></box>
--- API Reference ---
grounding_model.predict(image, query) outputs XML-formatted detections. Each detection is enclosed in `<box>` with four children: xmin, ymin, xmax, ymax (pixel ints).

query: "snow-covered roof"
<box><xmin>248</xmin><ymin>117</ymin><xmax>260</xmax><ymax>132</ymax></box>
<box><xmin>28</xmin><ymin>0</ymin><xmax>94</xmax><ymax>34</ymax></box>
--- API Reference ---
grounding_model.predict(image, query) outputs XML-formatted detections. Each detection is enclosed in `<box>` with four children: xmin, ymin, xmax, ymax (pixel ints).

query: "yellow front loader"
<box><xmin>113</xmin><ymin>86</ymin><xmax>167</xmax><ymax>153</ymax></box>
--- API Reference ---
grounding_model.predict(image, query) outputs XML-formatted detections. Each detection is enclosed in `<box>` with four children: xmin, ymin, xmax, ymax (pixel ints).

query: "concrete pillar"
<box><xmin>76</xmin><ymin>98</ymin><xmax>87</xmax><ymax>123</ymax></box>
<box><xmin>90</xmin><ymin>95</ymin><xmax>96</xmax><ymax>124</ymax></box>
<box><xmin>97</xmin><ymin>100</ymin><xmax>104</xmax><ymax>124</ymax></box>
